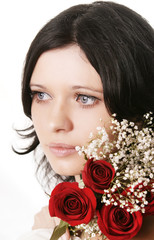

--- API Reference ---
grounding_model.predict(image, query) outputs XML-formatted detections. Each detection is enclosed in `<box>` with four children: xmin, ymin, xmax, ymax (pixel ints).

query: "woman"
<box><xmin>16</xmin><ymin>1</ymin><xmax>154</xmax><ymax>239</ymax></box>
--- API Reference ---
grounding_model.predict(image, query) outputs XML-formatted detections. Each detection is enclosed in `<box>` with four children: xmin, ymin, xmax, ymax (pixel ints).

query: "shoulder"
<box><xmin>17</xmin><ymin>228</ymin><xmax>53</xmax><ymax>240</ymax></box>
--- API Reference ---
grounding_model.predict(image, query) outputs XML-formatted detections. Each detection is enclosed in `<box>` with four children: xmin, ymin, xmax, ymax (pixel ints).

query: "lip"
<box><xmin>48</xmin><ymin>143</ymin><xmax>77</xmax><ymax>157</ymax></box>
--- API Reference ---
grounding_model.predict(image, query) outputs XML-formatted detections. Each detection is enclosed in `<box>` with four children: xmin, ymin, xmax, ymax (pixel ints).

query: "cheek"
<box><xmin>74</xmin><ymin>106</ymin><xmax>111</xmax><ymax>142</ymax></box>
<box><xmin>31</xmin><ymin>106</ymin><xmax>46</xmax><ymax>140</ymax></box>
<box><xmin>31</xmin><ymin>107</ymin><xmax>39</xmax><ymax>129</ymax></box>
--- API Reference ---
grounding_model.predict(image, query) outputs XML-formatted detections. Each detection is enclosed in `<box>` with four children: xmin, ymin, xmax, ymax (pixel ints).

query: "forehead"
<box><xmin>30</xmin><ymin>44</ymin><xmax>102</xmax><ymax>90</ymax></box>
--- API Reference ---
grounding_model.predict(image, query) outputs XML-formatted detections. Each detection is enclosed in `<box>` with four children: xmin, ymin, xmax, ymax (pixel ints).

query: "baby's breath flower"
<box><xmin>73</xmin><ymin>112</ymin><xmax>154</xmax><ymax>238</ymax></box>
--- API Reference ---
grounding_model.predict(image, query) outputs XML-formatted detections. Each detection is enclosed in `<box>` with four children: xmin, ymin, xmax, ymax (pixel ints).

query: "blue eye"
<box><xmin>76</xmin><ymin>94</ymin><xmax>98</xmax><ymax>106</ymax></box>
<box><xmin>37</xmin><ymin>92</ymin><xmax>48</xmax><ymax>100</ymax></box>
<box><xmin>31</xmin><ymin>91</ymin><xmax>51</xmax><ymax>102</ymax></box>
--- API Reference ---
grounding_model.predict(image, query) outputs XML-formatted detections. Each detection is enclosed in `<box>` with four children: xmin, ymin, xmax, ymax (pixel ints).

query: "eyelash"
<box><xmin>75</xmin><ymin>93</ymin><xmax>100</xmax><ymax>108</ymax></box>
<box><xmin>30</xmin><ymin>91</ymin><xmax>51</xmax><ymax>103</ymax></box>
<box><xmin>30</xmin><ymin>91</ymin><xmax>100</xmax><ymax>108</ymax></box>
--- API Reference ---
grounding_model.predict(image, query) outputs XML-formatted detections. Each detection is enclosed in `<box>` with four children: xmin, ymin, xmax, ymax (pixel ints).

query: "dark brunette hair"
<box><xmin>16</xmin><ymin>1</ymin><xmax>154</xmax><ymax>191</ymax></box>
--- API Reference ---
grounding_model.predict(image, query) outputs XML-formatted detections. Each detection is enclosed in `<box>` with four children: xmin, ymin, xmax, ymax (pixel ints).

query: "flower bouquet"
<box><xmin>49</xmin><ymin>112</ymin><xmax>154</xmax><ymax>240</ymax></box>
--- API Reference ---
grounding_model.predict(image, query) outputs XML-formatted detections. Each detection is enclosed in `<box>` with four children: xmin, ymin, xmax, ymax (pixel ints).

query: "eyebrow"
<box><xmin>30</xmin><ymin>84</ymin><xmax>48</xmax><ymax>90</ymax></box>
<box><xmin>72</xmin><ymin>85</ymin><xmax>103</xmax><ymax>94</ymax></box>
<box><xmin>30</xmin><ymin>84</ymin><xmax>103</xmax><ymax>94</ymax></box>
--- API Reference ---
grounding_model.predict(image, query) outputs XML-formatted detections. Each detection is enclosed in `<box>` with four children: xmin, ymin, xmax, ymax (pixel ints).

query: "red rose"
<box><xmin>125</xmin><ymin>181</ymin><xmax>154</xmax><ymax>216</ymax></box>
<box><xmin>49</xmin><ymin>182</ymin><xmax>96</xmax><ymax>226</ymax></box>
<box><xmin>97</xmin><ymin>204</ymin><xmax>143</xmax><ymax>240</ymax></box>
<box><xmin>82</xmin><ymin>159</ymin><xmax>115</xmax><ymax>194</ymax></box>
<box><xmin>144</xmin><ymin>182</ymin><xmax>154</xmax><ymax>216</ymax></box>
<box><xmin>144</xmin><ymin>190</ymin><xmax>154</xmax><ymax>215</ymax></box>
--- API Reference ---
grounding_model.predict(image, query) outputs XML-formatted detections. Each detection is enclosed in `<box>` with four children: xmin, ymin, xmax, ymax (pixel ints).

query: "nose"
<box><xmin>48</xmin><ymin>100</ymin><xmax>73</xmax><ymax>133</ymax></box>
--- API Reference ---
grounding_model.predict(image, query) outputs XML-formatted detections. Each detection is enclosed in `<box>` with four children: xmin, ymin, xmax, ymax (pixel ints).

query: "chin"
<box><xmin>52</xmin><ymin>165</ymin><xmax>82</xmax><ymax>177</ymax></box>
<box><xmin>49</xmin><ymin>158</ymin><xmax>85</xmax><ymax>177</ymax></box>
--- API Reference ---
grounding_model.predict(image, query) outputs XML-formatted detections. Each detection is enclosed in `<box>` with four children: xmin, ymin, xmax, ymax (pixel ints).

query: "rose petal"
<box><xmin>49</xmin><ymin>182</ymin><xmax>97</xmax><ymax>226</ymax></box>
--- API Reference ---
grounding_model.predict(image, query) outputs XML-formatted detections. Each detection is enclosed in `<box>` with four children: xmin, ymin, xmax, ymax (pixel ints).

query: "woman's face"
<box><xmin>30</xmin><ymin>45</ymin><xmax>111</xmax><ymax>176</ymax></box>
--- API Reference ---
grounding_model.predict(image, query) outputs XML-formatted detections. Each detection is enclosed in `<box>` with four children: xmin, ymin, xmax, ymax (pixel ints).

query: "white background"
<box><xmin>0</xmin><ymin>0</ymin><xmax>154</xmax><ymax>239</ymax></box>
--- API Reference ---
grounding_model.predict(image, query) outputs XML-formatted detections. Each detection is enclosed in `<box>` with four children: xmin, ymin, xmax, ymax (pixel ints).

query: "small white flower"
<box><xmin>71</xmin><ymin>112</ymin><xmax>153</xmax><ymax>240</ymax></box>
<box><xmin>75</xmin><ymin>146</ymin><xmax>81</xmax><ymax>151</ymax></box>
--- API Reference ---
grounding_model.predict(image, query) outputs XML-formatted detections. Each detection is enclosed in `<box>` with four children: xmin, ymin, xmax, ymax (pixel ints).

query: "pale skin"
<box><xmin>30</xmin><ymin>44</ymin><xmax>111</xmax><ymax>177</ymax></box>
<box><xmin>30</xmin><ymin>45</ymin><xmax>154</xmax><ymax>239</ymax></box>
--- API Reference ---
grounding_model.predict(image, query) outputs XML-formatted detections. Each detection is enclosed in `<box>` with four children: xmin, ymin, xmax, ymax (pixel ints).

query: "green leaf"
<box><xmin>50</xmin><ymin>220</ymin><xmax>69</xmax><ymax>240</ymax></box>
